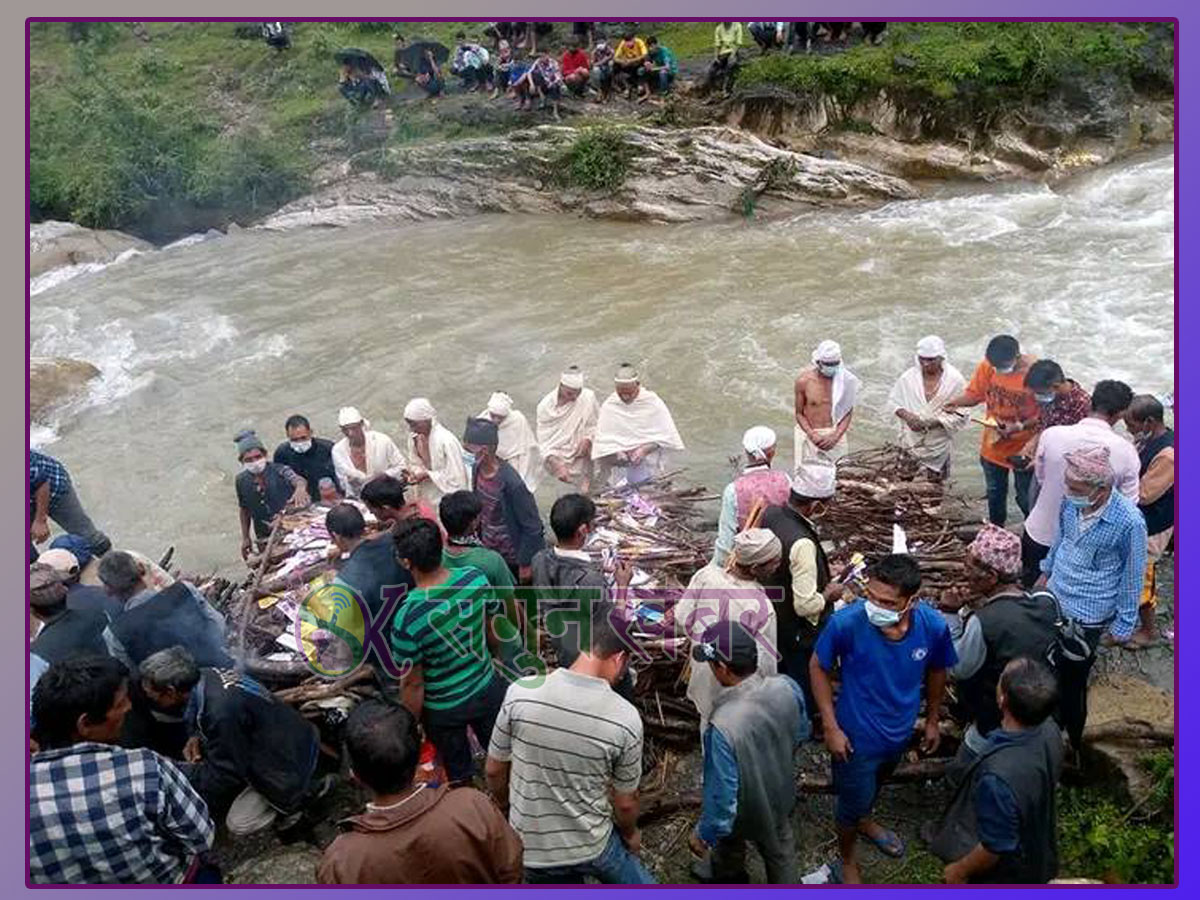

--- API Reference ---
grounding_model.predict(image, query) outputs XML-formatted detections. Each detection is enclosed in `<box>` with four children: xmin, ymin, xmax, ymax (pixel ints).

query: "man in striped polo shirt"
<box><xmin>486</xmin><ymin>605</ymin><xmax>655</xmax><ymax>883</ymax></box>
<box><xmin>390</xmin><ymin>518</ymin><xmax>509</xmax><ymax>786</ymax></box>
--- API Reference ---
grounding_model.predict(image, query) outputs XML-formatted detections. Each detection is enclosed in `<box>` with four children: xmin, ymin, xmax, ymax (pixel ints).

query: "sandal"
<box><xmin>862</xmin><ymin>827</ymin><xmax>906</xmax><ymax>858</ymax></box>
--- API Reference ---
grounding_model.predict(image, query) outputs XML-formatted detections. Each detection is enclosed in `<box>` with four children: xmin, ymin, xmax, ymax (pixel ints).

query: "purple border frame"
<box><xmin>24</xmin><ymin>8</ymin><xmax>1185</xmax><ymax>893</ymax></box>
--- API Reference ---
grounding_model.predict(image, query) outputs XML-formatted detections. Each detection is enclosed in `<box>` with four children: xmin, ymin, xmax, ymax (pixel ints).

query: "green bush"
<box><xmin>187</xmin><ymin>130</ymin><xmax>309</xmax><ymax>214</ymax></box>
<box><xmin>736</xmin><ymin>23</ymin><xmax>1172</xmax><ymax>114</ymax></box>
<box><xmin>1056</xmin><ymin>751</ymin><xmax>1174</xmax><ymax>884</ymax></box>
<box><xmin>554</xmin><ymin>127</ymin><xmax>633</xmax><ymax>192</ymax></box>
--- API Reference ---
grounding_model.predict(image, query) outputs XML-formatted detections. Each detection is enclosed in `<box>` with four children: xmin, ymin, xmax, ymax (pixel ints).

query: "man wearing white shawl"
<box><xmin>886</xmin><ymin>335</ymin><xmax>968</xmax><ymax>478</ymax></box>
<box><xmin>592</xmin><ymin>364</ymin><xmax>686</xmax><ymax>488</ymax></box>
<box><xmin>401</xmin><ymin>397</ymin><xmax>469</xmax><ymax>506</ymax></box>
<box><xmin>536</xmin><ymin>366</ymin><xmax>600</xmax><ymax>493</ymax></box>
<box><xmin>674</xmin><ymin>529</ymin><xmax>781</xmax><ymax>738</ymax></box>
<box><xmin>331</xmin><ymin>406</ymin><xmax>407</xmax><ymax>499</ymax></box>
<box><xmin>479</xmin><ymin>391</ymin><xmax>542</xmax><ymax>492</ymax></box>
<box><xmin>794</xmin><ymin>340</ymin><xmax>861</xmax><ymax>474</ymax></box>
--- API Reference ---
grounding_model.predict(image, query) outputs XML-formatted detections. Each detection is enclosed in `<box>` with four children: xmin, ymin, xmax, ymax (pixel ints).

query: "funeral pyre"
<box><xmin>817</xmin><ymin>445</ymin><xmax>980</xmax><ymax>594</ymax></box>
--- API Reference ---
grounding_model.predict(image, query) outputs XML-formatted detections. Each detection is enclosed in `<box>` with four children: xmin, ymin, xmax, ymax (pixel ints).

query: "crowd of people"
<box><xmin>383</xmin><ymin>21</ymin><xmax>889</xmax><ymax>113</ymax></box>
<box><xmin>28</xmin><ymin>331</ymin><xmax>1173</xmax><ymax>884</ymax></box>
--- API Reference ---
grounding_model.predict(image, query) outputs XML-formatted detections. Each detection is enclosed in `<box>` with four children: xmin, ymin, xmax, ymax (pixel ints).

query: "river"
<box><xmin>31</xmin><ymin>148</ymin><xmax>1174</xmax><ymax>576</ymax></box>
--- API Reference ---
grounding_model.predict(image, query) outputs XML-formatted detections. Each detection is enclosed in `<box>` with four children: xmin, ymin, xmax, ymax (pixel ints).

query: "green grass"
<box><xmin>737</xmin><ymin>22</ymin><xmax>1173</xmax><ymax>121</ymax></box>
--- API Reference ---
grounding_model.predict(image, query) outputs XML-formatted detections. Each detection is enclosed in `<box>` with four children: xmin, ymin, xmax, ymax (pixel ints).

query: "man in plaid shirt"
<box><xmin>29</xmin><ymin>450</ymin><xmax>111</xmax><ymax>563</ymax></box>
<box><xmin>29</xmin><ymin>656</ymin><xmax>216</xmax><ymax>884</ymax></box>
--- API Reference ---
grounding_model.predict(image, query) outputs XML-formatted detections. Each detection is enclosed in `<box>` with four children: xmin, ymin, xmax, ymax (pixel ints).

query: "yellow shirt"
<box><xmin>613</xmin><ymin>37</ymin><xmax>647</xmax><ymax>63</ymax></box>
<box><xmin>714</xmin><ymin>22</ymin><xmax>744</xmax><ymax>56</ymax></box>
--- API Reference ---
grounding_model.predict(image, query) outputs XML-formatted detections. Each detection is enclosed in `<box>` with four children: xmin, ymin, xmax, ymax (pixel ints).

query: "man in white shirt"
<box><xmin>331</xmin><ymin>406</ymin><xmax>406</xmax><ymax>499</ymax></box>
<box><xmin>401</xmin><ymin>398</ymin><xmax>470</xmax><ymax>506</ymax></box>
<box><xmin>1020</xmin><ymin>381</ymin><xmax>1139</xmax><ymax>588</ymax></box>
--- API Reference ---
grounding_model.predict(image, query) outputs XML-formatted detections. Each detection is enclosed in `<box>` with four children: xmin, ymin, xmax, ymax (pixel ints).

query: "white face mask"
<box><xmin>289</xmin><ymin>439</ymin><xmax>313</xmax><ymax>454</ymax></box>
<box><xmin>243</xmin><ymin>459</ymin><xmax>267</xmax><ymax>475</ymax></box>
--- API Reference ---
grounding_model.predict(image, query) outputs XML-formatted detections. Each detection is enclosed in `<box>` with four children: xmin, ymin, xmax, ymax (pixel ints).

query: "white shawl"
<box><xmin>591</xmin><ymin>388</ymin><xmax>685</xmax><ymax>460</ymax></box>
<box><xmin>886</xmin><ymin>361</ymin><xmax>968</xmax><ymax>470</ymax></box>
<box><xmin>332</xmin><ymin>430</ymin><xmax>406</xmax><ymax>498</ymax></box>
<box><xmin>406</xmin><ymin>421</ymin><xmax>469</xmax><ymax>504</ymax></box>
<box><xmin>479</xmin><ymin>406</ymin><xmax>542</xmax><ymax>492</ymax></box>
<box><xmin>830</xmin><ymin>366</ymin><xmax>862</xmax><ymax>426</ymax></box>
<box><xmin>536</xmin><ymin>387</ymin><xmax>599</xmax><ymax>461</ymax></box>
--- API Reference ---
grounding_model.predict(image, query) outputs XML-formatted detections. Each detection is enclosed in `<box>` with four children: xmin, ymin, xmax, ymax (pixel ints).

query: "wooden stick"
<box><xmin>237</xmin><ymin>515</ymin><xmax>286</xmax><ymax>666</ymax></box>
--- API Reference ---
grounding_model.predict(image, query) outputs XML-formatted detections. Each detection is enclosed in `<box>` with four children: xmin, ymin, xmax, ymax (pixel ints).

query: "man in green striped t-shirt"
<box><xmin>391</xmin><ymin>518</ymin><xmax>508</xmax><ymax>786</ymax></box>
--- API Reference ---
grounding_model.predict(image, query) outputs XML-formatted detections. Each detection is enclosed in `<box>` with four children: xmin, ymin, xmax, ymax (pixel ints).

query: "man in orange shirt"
<box><xmin>944</xmin><ymin>335</ymin><xmax>1041</xmax><ymax>526</ymax></box>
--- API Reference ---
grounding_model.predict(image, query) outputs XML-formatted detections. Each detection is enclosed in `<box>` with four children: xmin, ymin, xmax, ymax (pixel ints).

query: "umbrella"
<box><xmin>395</xmin><ymin>40</ymin><xmax>449</xmax><ymax>71</ymax></box>
<box><xmin>335</xmin><ymin>47</ymin><xmax>385</xmax><ymax>73</ymax></box>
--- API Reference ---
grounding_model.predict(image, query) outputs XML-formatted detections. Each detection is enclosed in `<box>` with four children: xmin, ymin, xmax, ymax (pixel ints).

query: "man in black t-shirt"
<box><xmin>273</xmin><ymin>414</ymin><xmax>341</xmax><ymax>505</ymax></box>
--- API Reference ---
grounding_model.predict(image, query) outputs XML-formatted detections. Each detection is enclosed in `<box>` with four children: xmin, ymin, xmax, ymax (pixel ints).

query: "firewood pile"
<box><xmin>587</xmin><ymin>471</ymin><xmax>718</xmax><ymax>588</ymax></box>
<box><xmin>816</xmin><ymin>445</ymin><xmax>980</xmax><ymax>593</ymax></box>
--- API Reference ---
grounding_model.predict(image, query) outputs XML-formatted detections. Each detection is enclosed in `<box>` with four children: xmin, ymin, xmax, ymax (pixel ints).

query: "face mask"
<box><xmin>243</xmin><ymin>459</ymin><xmax>267</xmax><ymax>475</ymax></box>
<box><xmin>818</xmin><ymin>363</ymin><xmax>841</xmax><ymax>378</ymax></box>
<box><xmin>995</xmin><ymin>364</ymin><xmax>1015</xmax><ymax>375</ymax></box>
<box><xmin>864</xmin><ymin>599</ymin><xmax>904</xmax><ymax>628</ymax></box>
<box><xmin>289</xmin><ymin>439</ymin><xmax>313</xmax><ymax>454</ymax></box>
<box><xmin>1065</xmin><ymin>491</ymin><xmax>1094</xmax><ymax>509</ymax></box>
<box><xmin>1035</xmin><ymin>393</ymin><xmax>1055</xmax><ymax>405</ymax></box>
<box><xmin>462</xmin><ymin>450</ymin><xmax>477</xmax><ymax>473</ymax></box>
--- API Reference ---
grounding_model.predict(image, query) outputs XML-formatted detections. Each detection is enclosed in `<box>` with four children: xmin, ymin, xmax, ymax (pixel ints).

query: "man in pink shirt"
<box><xmin>1020</xmin><ymin>380</ymin><xmax>1139</xmax><ymax>588</ymax></box>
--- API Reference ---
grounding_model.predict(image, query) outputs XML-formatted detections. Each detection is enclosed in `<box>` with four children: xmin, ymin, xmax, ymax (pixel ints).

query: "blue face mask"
<box><xmin>1035</xmin><ymin>393</ymin><xmax>1055</xmax><ymax>405</ymax></box>
<box><xmin>1065</xmin><ymin>492</ymin><xmax>1094</xmax><ymax>509</ymax></box>
<box><xmin>461</xmin><ymin>450</ymin><xmax>477</xmax><ymax>474</ymax></box>
<box><xmin>818</xmin><ymin>363</ymin><xmax>841</xmax><ymax>378</ymax></box>
<box><xmin>995</xmin><ymin>363</ymin><xmax>1016</xmax><ymax>375</ymax></box>
<box><xmin>864</xmin><ymin>599</ymin><xmax>904</xmax><ymax>628</ymax></box>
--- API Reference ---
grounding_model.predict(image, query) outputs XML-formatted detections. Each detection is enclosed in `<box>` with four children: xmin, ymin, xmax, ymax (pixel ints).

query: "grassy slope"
<box><xmin>29</xmin><ymin>21</ymin><xmax>1172</xmax><ymax>237</ymax></box>
<box><xmin>29</xmin><ymin>21</ymin><xmax>718</xmax><ymax>235</ymax></box>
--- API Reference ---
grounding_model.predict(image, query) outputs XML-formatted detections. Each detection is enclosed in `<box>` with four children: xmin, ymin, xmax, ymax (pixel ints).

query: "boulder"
<box><xmin>29</xmin><ymin>221</ymin><xmax>152</xmax><ymax>279</ymax></box>
<box><xmin>258</xmin><ymin>124</ymin><xmax>917</xmax><ymax>231</ymax></box>
<box><xmin>30</xmin><ymin>357</ymin><xmax>100</xmax><ymax>421</ymax></box>
<box><xmin>1081</xmin><ymin>674</ymin><xmax>1173</xmax><ymax>809</ymax></box>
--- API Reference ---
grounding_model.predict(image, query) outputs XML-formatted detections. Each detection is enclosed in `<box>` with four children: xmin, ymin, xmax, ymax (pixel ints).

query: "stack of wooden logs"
<box><xmin>816</xmin><ymin>445</ymin><xmax>979</xmax><ymax>593</ymax></box>
<box><xmin>589</xmin><ymin>472</ymin><xmax>718</xmax><ymax>586</ymax></box>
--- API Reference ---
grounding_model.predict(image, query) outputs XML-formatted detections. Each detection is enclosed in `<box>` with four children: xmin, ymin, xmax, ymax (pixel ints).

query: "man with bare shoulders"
<box><xmin>795</xmin><ymin>340</ymin><xmax>862</xmax><ymax>473</ymax></box>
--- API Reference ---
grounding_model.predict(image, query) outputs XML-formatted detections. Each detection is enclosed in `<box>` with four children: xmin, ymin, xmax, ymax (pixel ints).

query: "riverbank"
<box><xmin>30</xmin><ymin>22</ymin><xmax>1173</xmax><ymax>242</ymax></box>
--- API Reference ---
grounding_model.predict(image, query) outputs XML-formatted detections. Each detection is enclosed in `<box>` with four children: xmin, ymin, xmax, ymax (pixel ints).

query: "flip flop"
<box><xmin>862</xmin><ymin>828</ymin><xmax>906</xmax><ymax>859</ymax></box>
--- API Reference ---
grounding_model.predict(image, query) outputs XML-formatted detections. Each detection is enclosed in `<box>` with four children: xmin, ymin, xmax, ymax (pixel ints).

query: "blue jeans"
<box><xmin>980</xmin><ymin>456</ymin><xmax>1033</xmax><ymax>526</ymax></box>
<box><xmin>525</xmin><ymin>830</ymin><xmax>657</xmax><ymax>884</ymax></box>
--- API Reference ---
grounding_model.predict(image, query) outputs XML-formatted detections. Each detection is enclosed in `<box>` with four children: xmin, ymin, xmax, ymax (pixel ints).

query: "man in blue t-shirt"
<box><xmin>809</xmin><ymin>554</ymin><xmax>957</xmax><ymax>884</ymax></box>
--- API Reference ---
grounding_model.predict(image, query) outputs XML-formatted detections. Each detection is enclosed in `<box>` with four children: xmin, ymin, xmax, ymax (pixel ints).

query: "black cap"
<box><xmin>463</xmin><ymin>416</ymin><xmax>499</xmax><ymax>448</ymax></box>
<box><xmin>691</xmin><ymin>622</ymin><xmax>759</xmax><ymax>669</ymax></box>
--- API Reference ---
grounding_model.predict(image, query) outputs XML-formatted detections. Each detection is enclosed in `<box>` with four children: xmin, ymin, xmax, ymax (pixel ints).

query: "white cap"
<box><xmin>916</xmin><ymin>335</ymin><xmax>946</xmax><ymax>359</ymax></box>
<box><xmin>338</xmin><ymin>406</ymin><xmax>365</xmax><ymax>427</ymax></box>
<box><xmin>812</xmin><ymin>340</ymin><xmax>842</xmax><ymax>364</ymax></box>
<box><xmin>560</xmin><ymin>366</ymin><xmax>585</xmax><ymax>390</ymax></box>
<box><xmin>741</xmin><ymin>425</ymin><xmax>777</xmax><ymax>461</ymax></box>
<box><xmin>486</xmin><ymin>392</ymin><xmax>514</xmax><ymax>418</ymax></box>
<box><xmin>37</xmin><ymin>548</ymin><xmax>81</xmax><ymax>576</ymax></box>
<box><xmin>791</xmin><ymin>463</ymin><xmax>836</xmax><ymax>499</ymax></box>
<box><xmin>404</xmin><ymin>398</ymin><xmax>437</xmax><ymax>421</ymax></box>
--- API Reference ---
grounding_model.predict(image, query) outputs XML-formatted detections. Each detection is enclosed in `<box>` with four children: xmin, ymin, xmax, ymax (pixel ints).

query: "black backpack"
<box><xmin>1039</xmin><ymin>589</ymin><xmax>1096</xmax><ymax>672</ymax></box>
